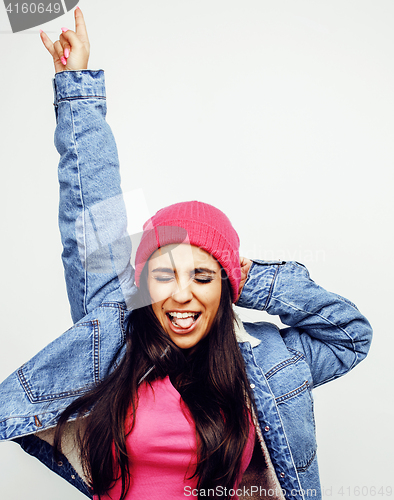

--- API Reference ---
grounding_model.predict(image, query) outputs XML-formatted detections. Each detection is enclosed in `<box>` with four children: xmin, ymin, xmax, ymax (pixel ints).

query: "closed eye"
<box><xmin>154</xmin><ymin>275</ymin><xmax>175</xmax><ymax>282</ymax></box>
<box><xmin>151</xmin><ymin>267</ymin><xmax>216</xmax><ymax>283</ymax></box>
<box><xmin>151</xmin><ymin>267</ymin><xmax>175</xmax><ymax>282</ymax></box>
<box><xmin>194</xmin><ymin>275</ymin><xmax>214</xmax><ymax>283</ymax></box>
<box><xmin>192</xmin><ymin>268</ymin><xmax>216</xmax><ymax>284</ymax></box>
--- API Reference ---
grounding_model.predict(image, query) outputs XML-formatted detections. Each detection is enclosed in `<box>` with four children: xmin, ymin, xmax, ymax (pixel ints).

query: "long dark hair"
<box><xmin>54</xmin><ymin>269</ymin><xmax>255</xmax><ymax>500</ymax></box>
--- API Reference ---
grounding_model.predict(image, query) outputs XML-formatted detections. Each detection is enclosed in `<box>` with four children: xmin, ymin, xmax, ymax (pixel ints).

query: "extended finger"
<box><xmin>40</xmin><ymin>30</ymin><xmax>57</xmax><ymax>59</ymax></box>
<box><xmin>74</xmin><ymin>7</ymin><xmax>89</xmax><ymax>44</ymax></box>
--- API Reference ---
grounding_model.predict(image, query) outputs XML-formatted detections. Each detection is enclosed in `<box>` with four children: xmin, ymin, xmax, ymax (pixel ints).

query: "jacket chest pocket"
<box><xmin>264</xmin><ymin>347</ymin><xmax>317</xmax><ymax>473</ymax></box>
<box><xmin>18</xmin><ymin>320</ymin><xmax>101</xmax><ymax>403</ymax></box>
<box><xmin>274</xmin><ymin>378</ymin><xmax>317</xmax><ymax>472</ymax></box>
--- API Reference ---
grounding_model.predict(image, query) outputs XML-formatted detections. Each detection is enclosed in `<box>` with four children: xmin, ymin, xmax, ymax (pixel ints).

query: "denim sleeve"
<box><xmin>53</xmin><ymin>70</ymin><xmax>135</xmax><ymax>324</ymax></box>
<box><xmin>237</xmin><ymin>260</ymin><xmax>373</xmax><ymax>387</ymax></box>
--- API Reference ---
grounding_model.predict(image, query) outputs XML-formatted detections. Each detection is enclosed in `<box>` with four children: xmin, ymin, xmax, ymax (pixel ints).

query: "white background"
<box><xmin>0</xmin><ymin>1</ymin><xmax>393</xmax><ymax>498</ymax></box>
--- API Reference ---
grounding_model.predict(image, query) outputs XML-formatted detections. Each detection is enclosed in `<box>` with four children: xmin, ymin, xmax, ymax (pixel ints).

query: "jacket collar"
<box><xmin>233</xmin><ymin>311</ymin><xmax>261</xmax><ymax>347</ymax></box>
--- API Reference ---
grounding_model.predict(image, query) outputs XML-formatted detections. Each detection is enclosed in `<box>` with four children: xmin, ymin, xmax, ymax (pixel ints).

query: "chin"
<box><xmin>166</xmin><ymin>331</ymin><xmax>201</xmax><ymax>350</ymax></box>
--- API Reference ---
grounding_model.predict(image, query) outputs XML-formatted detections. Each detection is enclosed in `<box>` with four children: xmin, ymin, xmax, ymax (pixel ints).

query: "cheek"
<box><xmin>147</xmin><ymin>279</ymin><xmax>171</xmax><ymax>305</ymax></box>
<box><xmin>151</xmin><ymin>301</ymin><xmax>162</xmax><ymax>319</ymax></box>
<box><xmin>151</xmin><ymin>301</ymin><xmax>168</xmax><ymax>331</ymax></box>
<box><xmin>207</xmin><ymin>283</ymin><xmax>222</xmax><ymax>316</ymax></box>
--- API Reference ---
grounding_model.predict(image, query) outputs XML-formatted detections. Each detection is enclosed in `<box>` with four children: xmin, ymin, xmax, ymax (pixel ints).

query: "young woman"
<box><xmin>0</xmin><ymin>9</ymin><xmax>372</xmax><ymax>500</ymax></box>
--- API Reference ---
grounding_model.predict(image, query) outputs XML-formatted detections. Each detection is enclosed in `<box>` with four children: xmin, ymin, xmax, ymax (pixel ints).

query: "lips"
<box><xmin>166</xmin><ymin>311</ymin><xmax>201</xmax><ymax>334</ymax></box>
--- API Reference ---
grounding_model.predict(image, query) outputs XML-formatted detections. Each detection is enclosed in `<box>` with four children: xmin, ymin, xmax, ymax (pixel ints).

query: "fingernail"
<box><xmin>75</xmin><ymin>6</ymin><xmax>80</xmax><ymax>9</ymax></box>
<box><xmin>64</xmin><ymin>48</ymin><xmax>70</xmax><ymax>58</ymax></box>
<box><xmin>61</xmin><ymin>56</ymin><xmax>67</xmax><ymax>65</ymax></box>
<box><xmin>39</xmin><ymin>29</ymin><xmax>43</xmax><ymax>33</ymax></box>
<box><xmin>61</xmin><ymin>27</ymin><xmax>69</xmax><ymax>32</ymax></box>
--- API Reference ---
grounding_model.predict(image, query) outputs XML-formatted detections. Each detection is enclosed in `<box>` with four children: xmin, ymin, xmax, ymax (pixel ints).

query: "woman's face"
<box><xmin>147</xmin><ymin>244</ymin><xmax>222</xmax><ymax>350</ymax></box>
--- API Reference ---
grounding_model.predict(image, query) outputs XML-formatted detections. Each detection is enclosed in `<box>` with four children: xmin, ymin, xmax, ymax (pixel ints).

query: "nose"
<box><xmin>171</xmin><ymin>276</ymin><xmax>193</xmax><ymax>303</ymax></box>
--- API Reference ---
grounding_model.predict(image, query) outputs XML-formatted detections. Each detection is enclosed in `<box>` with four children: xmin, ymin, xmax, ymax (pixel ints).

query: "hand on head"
<box><xmin>237</xmin><ymin>257</ymin><xmax>252</xmax><ymax>302</ymax></box>
<box><xmin>40</xmin><ymin>7</ymin><xmax>90</xmax><ymax>73</ymax></box>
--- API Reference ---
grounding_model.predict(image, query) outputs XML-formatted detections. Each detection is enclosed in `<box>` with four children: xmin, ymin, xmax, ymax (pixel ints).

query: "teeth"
<box><xmin>168</xmin><ymin>312</ymin><xmax>197</xmax><ymax>319</ymax></box>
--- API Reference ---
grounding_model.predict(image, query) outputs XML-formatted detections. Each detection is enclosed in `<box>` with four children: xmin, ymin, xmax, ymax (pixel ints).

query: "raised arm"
<box><xmin>41</xmin><ymin>10</ymin><xmax>135</xmax><ymax>323</ymax></box>
<box><xmin>237</xmin><ymin>260</ymin><xmax>372</xmax><ymax>388</ymax></box>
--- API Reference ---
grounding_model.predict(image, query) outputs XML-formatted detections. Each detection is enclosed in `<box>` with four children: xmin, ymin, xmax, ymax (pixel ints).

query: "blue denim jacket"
<box><xmin>0</xmin><ymin>71</ymin><xmax>372</xmax><ymax>500</ymax></box>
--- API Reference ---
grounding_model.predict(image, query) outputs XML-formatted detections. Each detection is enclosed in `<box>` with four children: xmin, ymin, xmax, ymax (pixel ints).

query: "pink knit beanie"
<box><xmin>134</xmin><ymin>201</ymin><xmax>241</xmax><ymax>302</ymax></box>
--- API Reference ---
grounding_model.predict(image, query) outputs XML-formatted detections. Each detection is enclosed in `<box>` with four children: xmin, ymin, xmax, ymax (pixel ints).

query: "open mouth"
<box><xmin>167</xmin><ymin>311</ymin><xmax>201</xmax><ymax>330</ymax></box>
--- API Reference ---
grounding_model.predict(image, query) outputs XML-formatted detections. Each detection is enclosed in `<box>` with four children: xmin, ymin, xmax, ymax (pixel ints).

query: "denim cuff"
<box><xmin>14</xmin><ymin>434</ymin><xmax>93</xmax><ymax>498</ymax></box>
<box><xmin>237</xmin><ymin>260</ymin><xmax>284</xmax><ymax>310</ymax></box>
<box><xmin>53</xmin><ymin>70</ymin><xmax>106</xmax><ymax>105</ymax></box>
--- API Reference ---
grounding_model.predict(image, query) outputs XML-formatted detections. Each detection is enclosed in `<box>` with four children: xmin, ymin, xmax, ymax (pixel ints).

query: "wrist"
<box><xmin>236</xmin><ymin>261</ymin><xmax>284</xmax><ymax>310</ymax></box>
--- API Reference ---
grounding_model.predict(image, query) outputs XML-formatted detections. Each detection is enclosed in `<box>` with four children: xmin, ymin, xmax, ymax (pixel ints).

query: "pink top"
<box><xmin>95</xmin><ymin>376</ymin><xmax>255</xmax><ymax>500</ymax></box>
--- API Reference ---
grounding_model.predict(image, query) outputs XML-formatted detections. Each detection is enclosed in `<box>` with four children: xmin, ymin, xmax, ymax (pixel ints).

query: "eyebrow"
<box><xmin>151</xmin><ymin>267</ymin><xmax>175</xmax><ymax>273</ymax></box>
<box><xmin>151</xmin><ymin>267</ymin><xmax>217</xmax><ymax>275</ymax></box>
<box><xmin>193</xmin><ymin>268</ymin><xmax>217</xmax><ymax>275</ymax></box>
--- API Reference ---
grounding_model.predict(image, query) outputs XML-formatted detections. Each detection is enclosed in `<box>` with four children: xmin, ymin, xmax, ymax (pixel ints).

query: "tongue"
<box><xmin>174</xmin><ymin>316</ymin><xmax>195</xmax><ymax>329</ymax></box>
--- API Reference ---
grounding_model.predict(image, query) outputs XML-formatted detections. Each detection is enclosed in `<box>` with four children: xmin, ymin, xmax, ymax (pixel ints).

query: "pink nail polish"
<box><xmin>75</xmin><ymin>6</ymin><xmax>80</xmax><ymax>9</ymax></box>
<box><xmin>61</xmin><ymin>27</ymin><xmax>69</xmax><ymax>32</ymax></box>
<box><xmin>61</xmin><ymin>56</ymin><xmax>67</xmax><ymax>65</ymax></box>
<box><xmin>39</xmin><ymin>29</ymin><xmax>43</xmax><ymax>33</ymax></box>
<box><xmin>64</xmin><ymin>48</ymin><xmax>70</xmax><ymax>58</ymax></box>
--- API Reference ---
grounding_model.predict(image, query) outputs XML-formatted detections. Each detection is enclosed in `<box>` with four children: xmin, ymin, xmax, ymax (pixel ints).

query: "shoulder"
<box><xmin>241</xmin><ymin>321</ymin><xmax>311</xmax><ymax>381</ymax></box>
